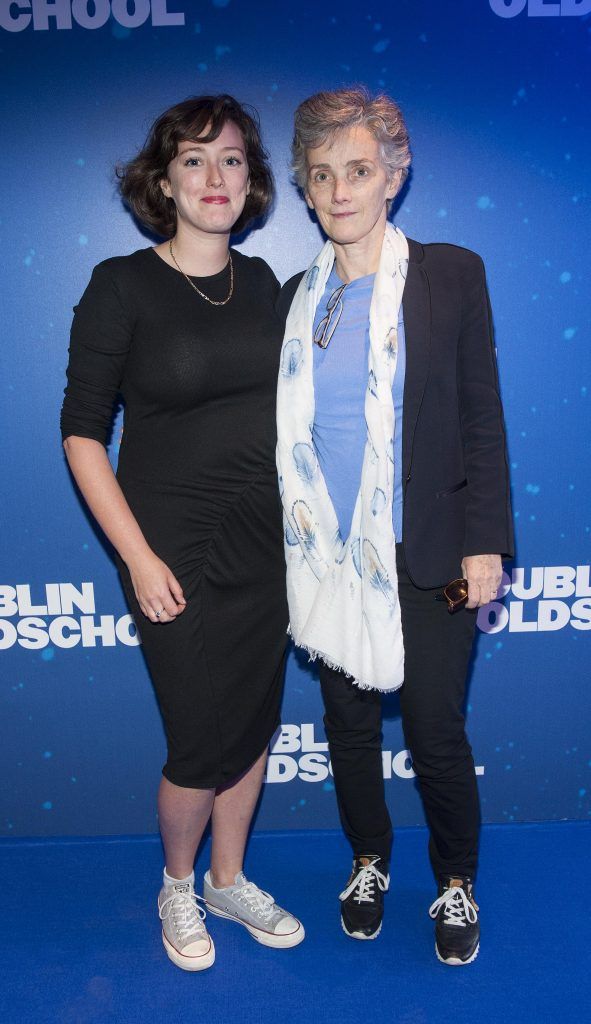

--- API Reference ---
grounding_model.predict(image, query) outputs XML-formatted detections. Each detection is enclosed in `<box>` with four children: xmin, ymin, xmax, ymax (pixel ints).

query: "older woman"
<box><xmin>277</xmin><ymin>88</ymin><xmax>513</xmax><ymax>965</ymax></box>
<box><xmin>61</xmin><ymin>94</ymin><xmax>303</xmax><ymax>971</ymax></box>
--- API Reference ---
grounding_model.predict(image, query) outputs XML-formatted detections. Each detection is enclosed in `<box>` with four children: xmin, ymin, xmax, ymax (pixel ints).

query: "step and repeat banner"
<box><xmin>1</xmin><ymin>1</ymin><xmax>589</xmax><ymax>837</ymax></box>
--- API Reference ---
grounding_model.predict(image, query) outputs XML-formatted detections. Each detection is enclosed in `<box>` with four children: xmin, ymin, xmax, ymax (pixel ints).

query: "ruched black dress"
<box><xmin>61</xmin><ymin>248</ymin><xmax>288</xmax><ymax>788</ymax></box>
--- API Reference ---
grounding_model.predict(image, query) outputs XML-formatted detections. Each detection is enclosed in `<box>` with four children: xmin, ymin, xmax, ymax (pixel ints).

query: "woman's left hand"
<box><xmin>461</xmin><ymin>554</ymin><xmax>503</xmax><ymax>609</ymax></box>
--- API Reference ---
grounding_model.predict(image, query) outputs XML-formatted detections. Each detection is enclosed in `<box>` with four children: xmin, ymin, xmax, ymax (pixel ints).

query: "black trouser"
<box><xmin>318</xmin><ymin>545</ymin><xmax>480</xmax><ymax>881</ymax></box>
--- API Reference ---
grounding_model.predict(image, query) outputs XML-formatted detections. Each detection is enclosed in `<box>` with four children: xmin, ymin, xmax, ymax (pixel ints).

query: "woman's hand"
<box><xmin>62</xmin><ymin>439</ymin><xmax>187</xmax><ymax>624</ymax></box>
<box><xmin>127</xmin><ymin>550</ymin><xmax>187</xmax><ymax>623</ymax></box>
<box><xmin>461</xmin><ymin>554</ymin><xmax>503</xmax><ymax>609</ymax></box>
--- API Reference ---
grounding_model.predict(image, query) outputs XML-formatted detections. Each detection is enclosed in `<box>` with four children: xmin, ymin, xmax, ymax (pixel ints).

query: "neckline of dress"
<box><xmin>148</xmin><ymin>246</ymin><xmax>233</xmax><ymax>282</ymax></box>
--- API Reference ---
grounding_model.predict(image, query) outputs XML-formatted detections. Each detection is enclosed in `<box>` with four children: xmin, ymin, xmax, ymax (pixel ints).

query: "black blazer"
<box><xmin>277</xmin><ymin>237</ymin><xmax>514</xmax><ymax>589</ymax></box>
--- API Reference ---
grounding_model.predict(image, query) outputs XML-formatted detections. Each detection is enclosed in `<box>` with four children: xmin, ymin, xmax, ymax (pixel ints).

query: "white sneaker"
<box><xmin>204</xmin><ymin>870</ymin><xmax>305</xmax><ymax>948</ymax></box>
<box><xmin>158</xmin><ymin>879</ymin><xmax>215</xmax><ymax>971</ymax></box>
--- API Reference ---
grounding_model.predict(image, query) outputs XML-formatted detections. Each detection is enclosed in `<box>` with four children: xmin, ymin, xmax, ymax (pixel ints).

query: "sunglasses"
<box><xmin>313</xmin><ymin>282</ymin><xmax>348</xmax><ymax>349</ymax></box>
<box><xmin>435</xmin><ymin>578</ymin><xmax>469</xmax><ymax>614</ymax></box>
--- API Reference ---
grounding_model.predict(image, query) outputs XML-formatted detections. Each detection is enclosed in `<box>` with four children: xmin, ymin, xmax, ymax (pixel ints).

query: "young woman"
<box><xmin>61</xmin><ymin>94</ymin><xmax>304</xmax><ymax>972</ymax></box>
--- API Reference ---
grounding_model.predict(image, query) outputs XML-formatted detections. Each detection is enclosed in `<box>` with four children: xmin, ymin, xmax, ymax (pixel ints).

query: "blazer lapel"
<box><xmin>401</xmin><ymin>238</ymin><xmax>431</xmax><ymax>485</ymax></box>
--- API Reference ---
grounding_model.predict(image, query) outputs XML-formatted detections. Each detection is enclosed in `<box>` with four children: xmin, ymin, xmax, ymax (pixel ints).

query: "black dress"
<box><xmin>61</xmin><ymin>248</ymin><xmax>288</xmax><ymax>788</ymax></box>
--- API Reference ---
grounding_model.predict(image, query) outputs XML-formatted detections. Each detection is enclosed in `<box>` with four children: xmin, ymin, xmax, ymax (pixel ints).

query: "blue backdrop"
<box><xmin>1</xmin><ymin>0</ymin><xmax>589</xmax><ymax>837</ymax></box>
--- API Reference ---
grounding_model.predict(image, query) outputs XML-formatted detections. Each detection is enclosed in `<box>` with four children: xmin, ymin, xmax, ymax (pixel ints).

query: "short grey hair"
<box><xmin>291</xmin><ymin>87</ymin><xmax>411</xmax><ymax>193</ymax></box>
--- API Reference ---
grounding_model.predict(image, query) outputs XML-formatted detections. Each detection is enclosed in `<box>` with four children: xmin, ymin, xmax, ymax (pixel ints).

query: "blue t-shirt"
<box><xmin>312</xmin><ymin>267</ymin><xmax>406</xmax><ymax>541</ymax></box>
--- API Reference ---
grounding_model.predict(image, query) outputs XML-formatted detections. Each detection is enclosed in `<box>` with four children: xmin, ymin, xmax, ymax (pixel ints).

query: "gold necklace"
<box><xmin>169</xmin><ymin>240</ymin><xmax>234</xmax><ymax>306</ymax></box>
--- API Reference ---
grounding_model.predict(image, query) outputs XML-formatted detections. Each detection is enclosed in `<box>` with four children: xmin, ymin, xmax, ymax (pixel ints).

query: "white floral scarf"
<box><xmin>276</xmin><ymin>223</ymin><xmax>409</xmax><ymax>692</ymax></box>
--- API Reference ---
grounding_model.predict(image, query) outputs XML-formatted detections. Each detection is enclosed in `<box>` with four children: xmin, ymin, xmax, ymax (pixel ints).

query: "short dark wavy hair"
<box><xmin>117</xmin><ymin>94</ymin><xmax>274</xmax><ymax>238</ymax></box>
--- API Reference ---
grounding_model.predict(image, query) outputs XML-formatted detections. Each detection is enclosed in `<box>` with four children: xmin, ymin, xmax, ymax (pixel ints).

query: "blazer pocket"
<box><xmin>436</xmin><ymin>478</ymin><xmax>468</xmax><ymax>499</ymax></box>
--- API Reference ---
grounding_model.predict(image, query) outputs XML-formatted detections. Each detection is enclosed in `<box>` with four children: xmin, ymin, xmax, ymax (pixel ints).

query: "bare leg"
<box><xmin>158</xmin><ymin>777</ymin><xmax>215</xmax><ymax>879</ymax></box>
<box><xmin>209</xmin><ymin>748</ymin><xmax>268</xmax><ymax>887</ymax></box>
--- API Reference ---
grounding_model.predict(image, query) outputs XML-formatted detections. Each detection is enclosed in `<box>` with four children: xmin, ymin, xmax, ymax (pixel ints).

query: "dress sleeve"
<box><xmin>60</xmin><ymin>261</ymin><xmax>134</xmax><ymax>446</ymax></box>
<box><xmin>276</xmin><ymin>272</ymin><xmax>305</xmax><ymax>323</ymax></box>
<box><xmin>457</xmin><ymin>254</ymin><xmax>514</xmax><ymax>559</ymax></box>
<box><xmin>248</xmin><ymin>255</ymin><xmax>281</xmax><ymax>303</ymax></box>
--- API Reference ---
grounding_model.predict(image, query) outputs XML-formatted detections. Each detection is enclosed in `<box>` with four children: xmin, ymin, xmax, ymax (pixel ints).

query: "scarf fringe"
<box><xmin>287</xmin><ymin>626</ymin><xmax>397</xmax><ymax>694</ymax></box>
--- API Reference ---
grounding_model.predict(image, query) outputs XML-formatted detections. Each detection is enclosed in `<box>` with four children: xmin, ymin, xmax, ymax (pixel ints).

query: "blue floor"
<box><xmin>1</xmin><ymin>822</ymin><xmax>589</xmax><ymax>1024</ymax></box>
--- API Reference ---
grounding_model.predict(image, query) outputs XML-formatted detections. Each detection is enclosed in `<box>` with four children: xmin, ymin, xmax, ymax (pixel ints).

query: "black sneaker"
<box><xmin>428</xmin><ymin>876</ymin><xmax>480</xmax><ymax>966</ymax></box>
<box><xmin>339</xmin><ymin>854</ymin><xmax>389</xmax><ymax>940</ymax></box>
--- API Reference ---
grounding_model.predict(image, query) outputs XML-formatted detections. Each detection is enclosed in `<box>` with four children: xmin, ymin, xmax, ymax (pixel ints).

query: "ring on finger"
<box><xmin>155</xmin><ymin>608</ymin><xmax>164</xmax><ymax>619</ymax></box>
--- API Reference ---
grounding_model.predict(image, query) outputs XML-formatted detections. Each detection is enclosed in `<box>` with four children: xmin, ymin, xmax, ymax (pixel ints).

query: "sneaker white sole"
<box><xmin>162</xmin><ymin>931</ymin><xmax>215</xmax><ymax>971</ymax></box>
<box><xmin>341</xmin><ymin>917</ymin><xmax>382</xmax><ymax>940</ymax></box>
<box><xmin>435</xmin><ymin>941</ymin><xmax>480</xmax><ymax>966</ymax></box>
<box><xmin>205</xmin><ymin>903</ymin><xmax>305</xmax><ymax>948</ymax></box>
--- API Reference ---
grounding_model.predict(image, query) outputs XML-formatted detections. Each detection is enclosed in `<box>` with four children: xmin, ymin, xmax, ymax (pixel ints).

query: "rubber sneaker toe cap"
<box><xmin>182</xmin><ymin>936</ymin><xmax>213</xmax><ymax>958</ymax></box>
<box><xmin>274</xmin><ymin>914</ymin><xmax>303</xmax><ymax>936</ymax></box>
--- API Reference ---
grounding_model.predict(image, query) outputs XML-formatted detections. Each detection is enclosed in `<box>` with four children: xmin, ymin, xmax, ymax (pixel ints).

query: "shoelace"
<box><xmin>233</xmin><ymin>882</ymin><xmax>276</xmax><ymax>922</ymax></box>
<box><xmin>159</xmin><ymin>888</ymin><xmax>208</xmax><ymax>940</ymax></box>
<box><xmin>428</xmin><ymin>886</ymin><xmax>478</xmax><ymax>928</ymax></box>
<box><xmin>339</xmin><ymin>861</ymin><xmax>389</xmax><ymax>905</ymax></box>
